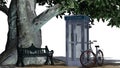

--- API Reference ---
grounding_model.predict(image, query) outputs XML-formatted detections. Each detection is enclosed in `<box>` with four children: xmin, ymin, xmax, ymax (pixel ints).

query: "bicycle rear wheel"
<box><xmin>96</xmin><ymin>50</ymin><xmax>104</xmax><ymax>66</ymax></box>
<box><xmin>80</xmin><ymin>50</ymin><xmax>96</xmax><ymax>67</ymax></box>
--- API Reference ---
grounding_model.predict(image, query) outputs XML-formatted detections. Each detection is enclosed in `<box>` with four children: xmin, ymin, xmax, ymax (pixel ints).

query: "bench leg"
<box><xmin>16</xmin><ymin>56</ymin><xmax>21</xmax><ymax>67</ymax></box>
<box><xmin>16</xmin><ymin>60</ymin><xmax>19</xmax><ymax>66</ymax></box>
<box><xmin>44</xmin><ymin>56</ymin><xmax>49</xmax><ymax>65</ymax></box>
<box><xmin>16</xmin><ymin>56</ymin><xmax>24</xmax><ymax>67</ymax></box>
<box><xmin>21</xmin><ymin>60</ymin><xmax>24</xmax><ymax>67</ymax></box>
<box><xmin>50</xmin><ymin>55</ymin><xmax>54</xmax><ymax>65</ymax></box>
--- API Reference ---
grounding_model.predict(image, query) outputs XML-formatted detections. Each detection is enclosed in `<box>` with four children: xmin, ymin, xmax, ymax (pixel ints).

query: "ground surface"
<box><xmin>15</xmin><ymin>65</ymin><xmax>120</xmax><ymax>68</ymax></box>
<box><xmin>1</xmin><ymin>64</ymin><xmax>120</xmax><ymax>68</ymax></box>
<box><xmin>1</xmin><ymin>57</ymin><xmax>120</xmax><ymax>68</ymax></box>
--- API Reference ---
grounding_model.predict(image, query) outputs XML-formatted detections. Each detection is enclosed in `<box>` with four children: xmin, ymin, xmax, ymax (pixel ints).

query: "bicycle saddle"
<box><xmin>95</xmin><ymin>45</ymin><xmax>99</xmax><ymax>48</ymax></box>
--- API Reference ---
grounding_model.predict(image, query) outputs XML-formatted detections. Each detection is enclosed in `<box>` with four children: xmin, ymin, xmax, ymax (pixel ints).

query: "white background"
<box><xmin>0</xmin><ymin>1</ymin><xmax>120</xmax><ymax>60</ymax></box>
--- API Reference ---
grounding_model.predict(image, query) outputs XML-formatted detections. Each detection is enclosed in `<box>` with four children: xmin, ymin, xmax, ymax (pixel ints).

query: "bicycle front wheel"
<box><xmin>96</xmin><ymin>50</ymin><xmax>104</xmax><ymax>66</ymax></box>
<box><xmin>80</xmin><ymin>50</ymin><xmax>96</xmax><ymax>67</ymax></box>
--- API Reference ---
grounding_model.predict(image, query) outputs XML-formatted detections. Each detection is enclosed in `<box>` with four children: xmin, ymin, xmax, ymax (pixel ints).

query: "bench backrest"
<box><xmin>17</xmin><ymin>45</ymin><xmax>49</xmax><ymax>57</ymax></box>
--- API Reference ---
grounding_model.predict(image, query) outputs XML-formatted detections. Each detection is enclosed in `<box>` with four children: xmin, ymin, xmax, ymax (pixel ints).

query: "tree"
<box><xmin>0</xmin><ymin>0</ymin><xmax>120</xmax><ymax>65</ymax></box>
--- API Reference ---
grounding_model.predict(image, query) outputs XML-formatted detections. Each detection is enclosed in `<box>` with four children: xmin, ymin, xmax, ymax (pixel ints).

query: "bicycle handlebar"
<box><xmin>89</xmin><ymin>40</ymin><xmax>97</xmax><ymax>44</ymax></box>
<box><xmin>93</xmin><ymin>40</ymin><xmax>97</xmax><ymax>42</ymax></box>
<box><xmin>69</xmin><ymin>40</ymin><xmax>97</xmax><ymax>45</ymax></box>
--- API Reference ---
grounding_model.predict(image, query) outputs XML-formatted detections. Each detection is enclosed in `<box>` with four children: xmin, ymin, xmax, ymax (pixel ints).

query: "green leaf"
<box><xmin>97</xmin><ymin>18</ymin><xmax>100</xmax><ymax>22</ymax></box>
<box><xmin>102</xmin><ymin>18</ymin><xmax>105</xmax><ymax>22</ymax></box>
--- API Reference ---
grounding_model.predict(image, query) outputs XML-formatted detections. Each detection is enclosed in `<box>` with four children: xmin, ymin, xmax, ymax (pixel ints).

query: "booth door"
<box><xmin>66</xmin><ymin>23</ymin><xmax>82</xmax><ymax>66</ymax></box>
<box><xmin>66</xmin><ymin>22</ymin><xmax>88</xmax><ymax>66</ymax></box>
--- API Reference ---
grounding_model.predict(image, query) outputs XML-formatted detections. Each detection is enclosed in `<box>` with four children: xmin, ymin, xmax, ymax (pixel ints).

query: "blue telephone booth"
<box><xmin>65</xmin><ymin>15</ymin><xmax>90</xmax><ymax>66</ymax></box>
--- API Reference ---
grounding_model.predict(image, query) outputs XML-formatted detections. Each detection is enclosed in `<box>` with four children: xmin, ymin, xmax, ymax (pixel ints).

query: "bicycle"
<box><xmin>80</xmin><ymin>40</ymin><xmax>104</xmax><ymax>67</ymax></box>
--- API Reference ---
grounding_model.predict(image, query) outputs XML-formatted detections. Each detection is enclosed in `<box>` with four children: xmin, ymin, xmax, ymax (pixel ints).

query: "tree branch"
<box><xmin>32</xmin><ymin>4</ymin><xmax>64</xmax><ymax>29</ymax></box>
<box><xmin>0</xmin><ymin>5</ymin><xmax>8</xmax><ymax>15</ymax></box>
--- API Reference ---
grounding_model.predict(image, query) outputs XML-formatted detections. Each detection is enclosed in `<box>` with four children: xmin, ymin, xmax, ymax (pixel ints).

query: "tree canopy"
<box><xmin>37</xmin><ymin>0</ymin><xmax>120</xmax><ymax>27</ymax></box>
<box><xmin>0</xmin><ymin>0</ymin><xmax>120</xmax><ymax>27</ymax></box>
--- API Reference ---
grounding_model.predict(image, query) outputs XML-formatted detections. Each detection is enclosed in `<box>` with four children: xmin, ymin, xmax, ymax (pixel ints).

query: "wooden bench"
<box><xmin>16</xmin><ymin>44</ymin><xmax>54</xmax><ymax>67</ymax></box>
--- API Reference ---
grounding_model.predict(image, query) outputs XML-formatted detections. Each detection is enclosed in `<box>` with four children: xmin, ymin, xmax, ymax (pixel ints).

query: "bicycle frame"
<box><xmin>88</xmin><ymin>40</ymin><xmax>97</xmax><ymax>52</ymax></box>
<box><xmin>82</xmin><ymin>40</ymin><xmax>96</xmax><ymax>60</ymax></box>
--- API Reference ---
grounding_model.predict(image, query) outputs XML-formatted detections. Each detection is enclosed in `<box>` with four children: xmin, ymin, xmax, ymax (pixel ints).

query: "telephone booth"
<box><xmin>65</xmin><ymin>15</ymin><xmax>90</xmax><ymax>66</ymax></box>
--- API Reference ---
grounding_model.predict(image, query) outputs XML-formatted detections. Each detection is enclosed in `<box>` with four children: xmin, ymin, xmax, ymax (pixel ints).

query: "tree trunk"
<box><xmin>0</xmin><ymin>0</ymin><xmax>63</xmax><ymax>65</ymax></box>
<box><xmin>17</xmin><ymin>0</ymin><xmax>42</xmax><ymax>48</ymax></box>
<box><xmin>17</xmin><ymin>0</ymin><xmax>43</xmax><ymax>65</ymax></box>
